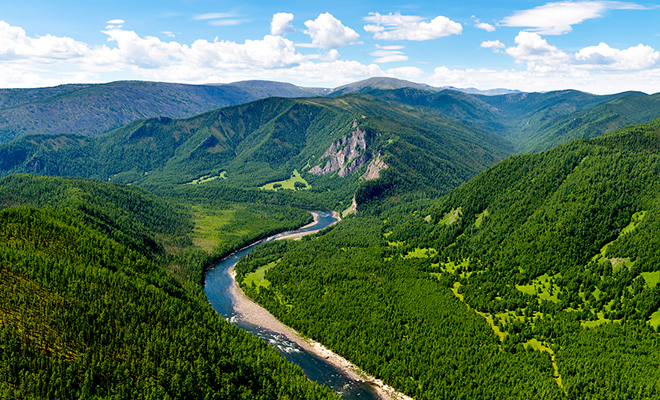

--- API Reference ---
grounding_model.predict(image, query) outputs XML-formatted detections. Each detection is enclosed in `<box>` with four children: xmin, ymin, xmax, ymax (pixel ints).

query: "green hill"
<box><xmin>0</xmin><ymin>80</ymin><xmax>316</xmax><ymax>143</ymax></box>
<box><xmin>0</xmin><ymin>95</ymin><xmax>514</xmax><ymax>210</ymax></box>
<box><xmin>0</xmin><ymin>174</ymin><xmax>336</xmax><ymax>399</ymax></box>
<box><xmin>235</xmin><ymin>119</ymin><xmax>660</xmax><ymax>399</ymax></box>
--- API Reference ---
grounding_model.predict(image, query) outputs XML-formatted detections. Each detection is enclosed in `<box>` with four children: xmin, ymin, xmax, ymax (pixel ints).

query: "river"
<box><xmin>204</xmin><ymin>211</ymin><xmax>383</xmax><ymax>400</ymax></box>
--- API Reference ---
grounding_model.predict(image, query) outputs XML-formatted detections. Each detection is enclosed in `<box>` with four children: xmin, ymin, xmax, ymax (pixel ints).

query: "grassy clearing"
<box><xmin>438</xmin><ymin>207</ymin><xmax>462</xmax><ymax>226</ymax></box>
<box><xmin>186</xmin><ymin>171</ymin><xmax>227</xmax><ymax>185</ymax></box>
<box><xmin>190</xmin><ymin>205</ymin><xmax>238</xmax><ymax>252</ymax></box>
<box><xmin>243</xmin><ymin>261</ymin><xmax>278</xmax><ymax>290</ymax></box>
<box><xmin>404</xmin><ymin>247</ymin><xmax>437</xmax><ymax>259</ymax></box>
<box><xmin>621</xmin><ymin>210</ymin><xmax>646</xmax><ymax>235</ymax></box>
<box><xmin>516</xmin><ymin>273</ymin><xmax>561</xmax><ymax>303</ymax></box>
<box><xmin>261</xmin><ymin>170</ymin><xmax>310</xmax><ymax>190</ymax></box>
<box><xmin>523</xmin><ymin>339</ymin><xmax>563</xmax><ymax>389</ymax></box>
<box><xmin>648</xmin><ymin>310</ymin><xmax>660</xmax><ymax>329</ymax></box>
<box><xmin>641</xmin><ymin>271</ymin><xmax>660</xmax><ymax>288</ymax></box>
<box><xmin>474</xmin><ymin>209</ymin><xmax>489</xmax><ymax>227</ymax></box>
<box><xmin>189</xmin><ymin>202</ymin><xmax>309</xmax><ymax>253</ymax></box>
<box><xmin>581</xmin><ymin>312</ymin><xmax>610</xmax><ymax>328</ymax></box>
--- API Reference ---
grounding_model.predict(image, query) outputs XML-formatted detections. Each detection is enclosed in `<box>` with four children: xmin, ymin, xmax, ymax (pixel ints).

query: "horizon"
<box><xmin>2</xmin><ymin>0</ymin><xmax>660</xmax><ymax>94</ymax></box>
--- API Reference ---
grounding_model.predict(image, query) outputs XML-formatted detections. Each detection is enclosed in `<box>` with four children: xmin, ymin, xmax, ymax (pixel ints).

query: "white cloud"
<box><xmin>575</xmin><ymin>42</ymin><xmax>659</xmax><ymax>70</ymax></box>
<box><xmin>502</xmin><ymin>31</ymin><xmax>660</xmax><ymax>73</ymax></box>
<box><xmin>505</xmin><ymin>32</ymin><xmax>569</xmax><ymax>64</ymax></box>
<box><xmin>386</xmin><ymin>66</ymin><xmax>424</xmax><ymax>79</ymax></box>
<box><xmin>305</xmin><ymin>49</ymin><xmax>341</xmax><ymax>62</ymax></box>
<box><xmin>370</xmin><ymin>47</ymin><xmax>408</xmax><ymax>63</ymax></box>
<box><xmin>471</xmin><ymin>16</ymin><xmax>496</xmax><ymax>32</ymax></box>
<box><xmin>476</xmin><ymin>22</ymin><xmax>496</xmax><ymax>32</ymax></box>
<box><xmin>425</xmin><ymin>65</ymin><xmax>660</xmax><ymax>94</ymax></box>
<box><xmin>481</xmin><ymin>40</ymin><xmax>506</xmax><ymax>53</ymax></box>
<box><xmin>303</xmin><ymin>13</ymin><xmax>360</xmax><ymax>49</ymax></box>
<box><xmin>0</xmin><ymin>21</ymin><xmax>89</xmax><ymax>62</ymax></box>
<box><xmin>193</xmin><ymin>12</ymin><xmax>238</xmax><ymax>20</ymax></box>
<box><xmin>376</xmin><ymin>44</ymin><xmax>405</xmax><ymax>50</ymax></box>
<box><xmin>106</xmin><ymin>19</ymin><xmax>125</xmax><ymax>24</ymax></box>
<box><xmin>0</xmin><ymin>20</ymin><xmax>386</xmax><ymax>88</ymax></box>
<box><xmin>193</xmin><ymin>12</ymin><xmax>247</xmax><ymax>26</ymax></box>
<box><xmin>364</xmin><ymin>12</ymin><xmax>462</xmax><ymax>41</ymax></box>
<box><xmin>266</xmin><ymin>60</ymin><xmax>385</xmax><ymax>84</ymax></box>
<box><xmin>271</xmin><ymin>13</ymin><xmax>295</xmax><ymax>35</ymax></box>
<box><xmin>161</xmin><ymin>31</ymin><xmax>176</xmax><ymax>38</ymax></box>
<box><xmin>501</xmin><ymin>1</ymin><xmax>647</xmax><ymax>35</ymax></box>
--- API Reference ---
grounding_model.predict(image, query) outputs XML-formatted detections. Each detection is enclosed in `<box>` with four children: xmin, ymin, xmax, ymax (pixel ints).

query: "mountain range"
<box><xmin>2</xmin><ymin>76</ymin><xmax>660</xmax><ymax>399</ymax></box>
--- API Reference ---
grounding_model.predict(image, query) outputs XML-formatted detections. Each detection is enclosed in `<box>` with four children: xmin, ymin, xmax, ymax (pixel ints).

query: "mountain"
<box><xmin>0</xmin><ymin>174</ymin><xmax>336</xmax><ymax>399</ymax></box>
<box><xmin>356</xmin><ymin>86</ymin><xmax>660</xmax><ymax>153</ymax></box>
<box><xmin>0</xmin><ymin>80</ymin><xmax>316</xmax><ymax>143</ymax></box>
<box><xmin>0</xmin><ymin>94</ymin><xmax>514</xmax><ymax>209</ymax></box>
<box><xmin>329</xmin><ymin>77</ymin><xmax>439</xmax><ymax>96</ymax></box>
<box><xmin>3</xmin><ymin>77</ymin><xmax>660</xmax><ymax>156</ymax></box>
<box><xmin>235</xmin><ymin>118</ymin><xmax>660</xmax><ymax>399</ymax></box>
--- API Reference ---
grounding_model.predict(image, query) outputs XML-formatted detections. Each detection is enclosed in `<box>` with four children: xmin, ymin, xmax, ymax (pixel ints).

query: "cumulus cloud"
<box><xmin>303</xmin><ymin>13</ymin><xmax>360</xmax><ymax>49</ymax></box>
<box><xmin>425</xmin><ymin>65</ymin><xmax>660</xmax><ymax>94</ymax></box>
<box><xmin>501</xmin><ymin>1</ymin><xmax>647</xmax><ymax>35</ymax></box>
<box><xmin>0</xmin><ymin>21</ymin><xmax>89</xmax><ymax>62</ymax></box>
<box><xmin>506</xmin><ymin>32</ymin><xmax>569</xmax><ymax>64</ymax></box>
<box><xmin>471</xmin><ymin>16</ymin><xmax>496</xmax><ymax>32</ymax></box>
<box><xmin>500</xmin><ymin>31</ymin><xmax>660</xmax><ymax>73</ymax></box>
<box><xmin>575</xmin><ymin>42</ymin><xmax>660</xmax><ymax>70</ymax></box>
<box><xmin>364</xmin><ymin>12</ymin><xmax>462</xmax><ymax>41</ymax></box>
<box><xmin>386</xmin><ymin>66</ymin><xmax>424</xmax><ymax>79</ymax></box>
<box><xmin>271</xmin><ymin>13</ymin><xmax>295</xmax><ymax>35</ymax></box>
<box><xmin>481</xmin><ymin>40</ymin><xmax>506</xmax><ymax>53</ymax></box>
<box><xmin>0</xmin><ymin>20</ymin><xmax>388</xmax><ymax>88</ymax></box>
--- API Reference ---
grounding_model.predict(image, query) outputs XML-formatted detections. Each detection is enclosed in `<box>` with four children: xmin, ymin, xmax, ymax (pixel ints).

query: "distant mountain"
<box><xmin>329</xmin><ymin>77</ymin><xmax>438</xmax><ymax>96</ymax></box>
<box><xmin>0</xmin><ymin>80</ymin><xmax>316</xmax><ymax>143</ymax></box>
<box><xmin>3</xmin><ymin>76</ymin><xmax>660</xmax><ymax>158</ymax></box>
<box><xmin>0</xmin><ymin>94</ymin><xmax>514</xmax><ymax>209</ymax></box>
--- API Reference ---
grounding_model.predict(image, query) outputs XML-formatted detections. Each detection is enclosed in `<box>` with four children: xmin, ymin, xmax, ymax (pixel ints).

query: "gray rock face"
<box><xmin>361</xmin><ymin>153</ymin><xmax>387</xmax><ymax>181</ymax></box>
<box><xmin>309</xmin><ymin>127</ymin><xmax>372</xmax><ymax>177</ymax></box>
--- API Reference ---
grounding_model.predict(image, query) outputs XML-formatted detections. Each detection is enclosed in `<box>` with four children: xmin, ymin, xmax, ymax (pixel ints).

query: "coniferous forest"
<box><xmin>2</xmin><ymin>80</ymin><xmax>660</xmax><ymax>399</ymax></box>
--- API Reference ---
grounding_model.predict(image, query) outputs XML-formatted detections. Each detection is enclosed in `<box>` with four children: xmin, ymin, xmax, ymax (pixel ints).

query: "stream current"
<box><xmin>204</xmin><ymin>211</ymin><xmax>381</xmax><ymax>399</ymax></box>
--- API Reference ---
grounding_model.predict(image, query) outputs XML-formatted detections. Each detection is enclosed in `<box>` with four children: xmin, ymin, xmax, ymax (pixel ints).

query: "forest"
<box><xmin>3</xmin><ymin>81</ymin><xmax>660</xmax><ymax>399</ymax></box>
<box><xmin>236</xmin><ymin>119</ymin><xmax>660</xmax><ymax>399</ymax></box>
<box><xmin>0</xmin><ymin>174</ymin><xmax>336</xmax><ymax>399</ymax></box>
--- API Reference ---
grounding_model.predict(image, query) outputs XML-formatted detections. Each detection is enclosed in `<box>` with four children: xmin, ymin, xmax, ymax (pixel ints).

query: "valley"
<box><xmin>2</xmin><ymin>78</ymin><xmax>660</xmax><ymax>399</ymax></box>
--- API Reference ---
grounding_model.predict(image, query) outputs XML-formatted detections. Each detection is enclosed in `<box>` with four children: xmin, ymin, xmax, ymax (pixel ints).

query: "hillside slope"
<box><xmin>0</xmin><ymin>95</ymin><xmax>514</xmax><ymax>209</ymax></box>
<box><xmin>0</xmin><ymin>80</ymin><xmax>316</xmax><ymax>143</ymax></box>
<box><xmin>236</xmin><ymin>119</ymin><xmax>660</xmax><ymax>399</ymax></box>
<box><xmin>0</xmin><ymin>174</ymin><xmax>336</xmax><ymax>400</ymax></box>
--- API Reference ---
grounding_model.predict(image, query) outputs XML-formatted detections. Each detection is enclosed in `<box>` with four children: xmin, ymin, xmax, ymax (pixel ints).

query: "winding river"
<box><xmin>204</xmin><ymin>211</ymin><xmax>382</xmax><ymax>400</ymax></box>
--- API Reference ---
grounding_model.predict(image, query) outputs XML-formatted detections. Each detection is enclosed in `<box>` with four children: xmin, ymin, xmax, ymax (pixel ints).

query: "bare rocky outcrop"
<box><xmin>361</xmin><ymin>153</ymin><xmax>387</xmax><ymax>181</ymax></box>
<box><xmin>309</xmin><ymin>126</ymin><xmax>373</xmax><ymax>177</ymax></box>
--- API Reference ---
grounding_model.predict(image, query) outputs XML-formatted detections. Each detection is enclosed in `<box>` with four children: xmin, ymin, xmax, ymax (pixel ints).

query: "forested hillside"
<box><xmin>0</xmin><ymin>174</ymin><xmax>336</xmax><ymax>399</ymax></box>
<box><xmin>236</xmin><ymin>119</ymin><xmax>660</xmax><ymax>399</ymax></box>
<box><xmin>0</xmin><ymin>94</ymin><xmax>513</xmax><ymax>210</ymax></box>
<box><xmin>0</xmin><ymin>80</ymin><xmax>317</xmax><ymax>143</ymax></box>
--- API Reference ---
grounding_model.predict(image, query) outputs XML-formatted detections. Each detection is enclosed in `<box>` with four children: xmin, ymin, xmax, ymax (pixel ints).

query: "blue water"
<box><xmin>204</xmin><ymin>211</ymin><xmax>381</xmax><ymax>400</ymax></box>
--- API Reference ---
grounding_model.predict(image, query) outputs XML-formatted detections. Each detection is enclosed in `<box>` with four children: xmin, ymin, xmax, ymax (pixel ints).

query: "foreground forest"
<box><xmin>3</xmin><ymin>80</ymin><xmax>660</xmax><ymax>399</ymax></box>
<box><xmin>0</xmin><ymin>175</ymin><xmax>335</xmax><ymax>399</ymax></box>
<box><xmin>236</xmin><ymin>119</ymin><xmax>660</xmax><ymax>399</ymax></box>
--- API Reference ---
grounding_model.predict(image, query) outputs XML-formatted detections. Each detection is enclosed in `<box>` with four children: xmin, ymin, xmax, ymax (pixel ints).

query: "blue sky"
<box><xmin>2</xmin><ymin>0</ymin><xmax>660</xmax><ymax>93</ymax></box>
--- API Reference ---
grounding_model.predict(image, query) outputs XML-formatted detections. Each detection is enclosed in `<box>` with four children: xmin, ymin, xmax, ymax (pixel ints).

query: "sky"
<box><xmin>2</xmin><ymin>0</ymin><xmax>660</xmax><ymax>94</ymax></box>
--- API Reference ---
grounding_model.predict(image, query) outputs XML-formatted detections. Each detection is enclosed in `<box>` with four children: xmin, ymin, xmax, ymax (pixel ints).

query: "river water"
<box><xmin>204</xmin><ymin>211</ymin><xmax>381</xmax><ymax>400</ymax></box>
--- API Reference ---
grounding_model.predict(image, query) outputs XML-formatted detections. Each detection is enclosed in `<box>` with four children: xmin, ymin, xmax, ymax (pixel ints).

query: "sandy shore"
<box><xmin>229</xmin><ymin>211</ymin><xmax>413</xmax><ymax>400</ymax></box>
<box><xmin>275</xmin><ymin>210</ymin><xmax>340</xmax><ymax>241</ymax></box>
